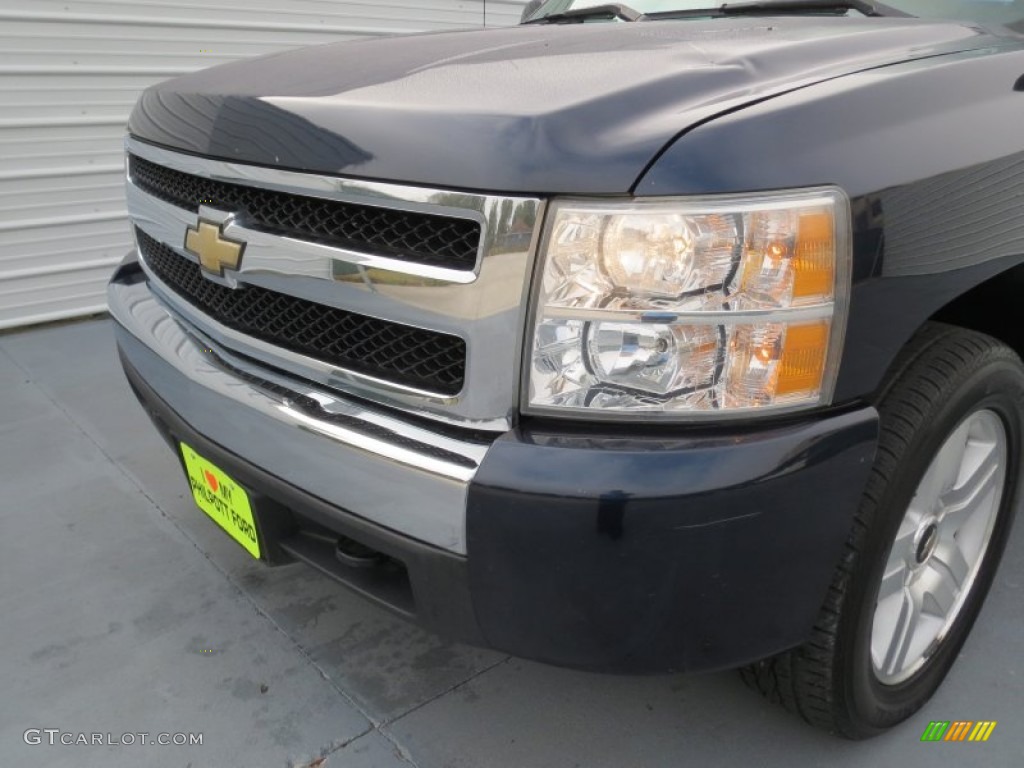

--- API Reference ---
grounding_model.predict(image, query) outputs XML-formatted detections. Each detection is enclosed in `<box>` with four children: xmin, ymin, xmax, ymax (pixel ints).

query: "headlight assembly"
<box><xmin>524</xmin><ymin>189</ymin><xmax>851</xmax><ymax>420</ymax></box>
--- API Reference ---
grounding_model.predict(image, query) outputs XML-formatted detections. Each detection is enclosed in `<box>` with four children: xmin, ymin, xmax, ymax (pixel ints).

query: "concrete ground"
<box><xmin>1</xmin><ymin>316</ymin><xmax>1021</xmax><ymax>768</ymax></box>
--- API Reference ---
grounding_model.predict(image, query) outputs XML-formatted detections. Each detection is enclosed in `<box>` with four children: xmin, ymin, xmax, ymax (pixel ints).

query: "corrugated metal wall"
<box><xmin>0</xmin><ymin>0</ymin><xmax>528</xmax><ymax>330</ymax></box>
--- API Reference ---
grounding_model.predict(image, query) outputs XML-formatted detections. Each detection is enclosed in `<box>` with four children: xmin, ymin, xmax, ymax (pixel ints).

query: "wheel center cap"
<box><xmin>916</xmin><ymin>523</ymin><xmax>939</xmax><ymax>564</ymax></box>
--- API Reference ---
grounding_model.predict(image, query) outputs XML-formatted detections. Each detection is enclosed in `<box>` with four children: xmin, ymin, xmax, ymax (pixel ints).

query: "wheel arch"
<box><xmin>858</xmin><ymin>261</ymin><xmax>1024</xmax><ymax>408</ymax></box>
<box><xmin>928</xmin><ymin>263</ymin><xmax>1024</xmax><ymax>364</ymax></box>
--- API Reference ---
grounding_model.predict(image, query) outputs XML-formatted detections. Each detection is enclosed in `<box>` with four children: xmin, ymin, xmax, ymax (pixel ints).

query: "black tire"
<box><xmin>741</xmin><ymin>322</ymin><xmax>1024</xmax><ymax>738</ymax></box>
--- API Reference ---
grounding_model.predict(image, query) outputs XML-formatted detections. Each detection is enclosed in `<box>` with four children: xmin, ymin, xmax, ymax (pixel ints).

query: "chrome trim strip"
<box><xmin>124</xmin><ymin>137</ymin><xmax>545</xmax><ymax>430</ymax></box>
<box><xmin>541</xmin><ymin>305</ymin><xmax>835</xmax><ymax>325</ymax></box>
<box><xmin>109</xmin><ymin>276</ymin><xmax>488</xmax><ymax>553</ymax></box>
<box><xmin>128</xmin><ymin>180</ymin><xmax>480</xmax><ymax>286</ymax></box>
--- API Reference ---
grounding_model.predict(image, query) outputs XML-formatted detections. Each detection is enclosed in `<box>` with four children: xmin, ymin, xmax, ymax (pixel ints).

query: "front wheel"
<box><xmin>743</xmin><ymin>323</ymin><xmax>1024</xmax><ymax>738</ymax></box>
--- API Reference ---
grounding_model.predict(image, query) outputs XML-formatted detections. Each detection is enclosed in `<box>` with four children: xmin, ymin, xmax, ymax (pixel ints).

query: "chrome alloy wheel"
<box><xmin>871</xmin><ymin>409</ymin><xmax>1007</xmax><ymax>685</ymax></box>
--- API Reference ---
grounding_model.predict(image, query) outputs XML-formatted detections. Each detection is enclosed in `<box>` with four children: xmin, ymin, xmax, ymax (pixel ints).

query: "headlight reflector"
<box><xmin>526</xmin><ymin>189</ymin><xmax>850</xmax><ymax>420</ymax></box>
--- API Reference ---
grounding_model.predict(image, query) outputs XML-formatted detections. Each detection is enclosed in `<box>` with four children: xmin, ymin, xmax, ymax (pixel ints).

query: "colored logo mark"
<box><xmin>204</xmin><ymin>469</ymin><xmax>219</xmax><ymax>493</ymax></box>
<box><xmin>921</xmin><ymin>721</ymin><xmax>997</xmax><ymax>742</ymax></box>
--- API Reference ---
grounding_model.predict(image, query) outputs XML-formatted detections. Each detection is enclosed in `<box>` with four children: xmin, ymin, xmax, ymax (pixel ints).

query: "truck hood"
<box><xmin>129</xmin><ymin>17</ymin><xmax>1001</xmax><ymax>195</ymax></box>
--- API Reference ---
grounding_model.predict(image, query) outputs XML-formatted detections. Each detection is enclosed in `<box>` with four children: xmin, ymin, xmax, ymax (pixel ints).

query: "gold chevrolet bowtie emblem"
<box><xmin>184</xmin><ymin>219</ymin><xmax>245</xmax><ymax>276</ymax></box>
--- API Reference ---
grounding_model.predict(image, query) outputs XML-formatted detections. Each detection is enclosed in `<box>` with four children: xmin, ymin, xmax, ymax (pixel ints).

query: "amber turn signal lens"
<box><xmin>776</xmin><ymin>321</ymin><xmax>831</xmax><ymax>397</ymax></box>
<box><xmin>792</xmin><ymin>211</ymin><xmax>836</xmax><ymax>303</ymax></box>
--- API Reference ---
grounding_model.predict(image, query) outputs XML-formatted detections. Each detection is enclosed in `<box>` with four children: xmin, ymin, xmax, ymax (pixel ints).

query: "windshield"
<box><xmin>525</xmin><ymin>0</ymin><xmax>1024</xmax><ymax>28</ymax></box>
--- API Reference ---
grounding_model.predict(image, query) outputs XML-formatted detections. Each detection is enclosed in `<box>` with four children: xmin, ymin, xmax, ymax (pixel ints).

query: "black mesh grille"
<box><xmin>136</xmin><ymin>228</ymin><xmax>466</xmax><ymax>395</ymax></box>
<box><xmin>128</xmin><ymin>154</ymin><xmax>481</xmax><ymax>271</ymax></box>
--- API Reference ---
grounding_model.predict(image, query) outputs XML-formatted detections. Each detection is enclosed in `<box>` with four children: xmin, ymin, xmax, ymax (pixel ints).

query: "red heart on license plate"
<box><xmin>204</xmin><ymin>470</ymin><xmax>219</xmax><ymax>493</ymax></box>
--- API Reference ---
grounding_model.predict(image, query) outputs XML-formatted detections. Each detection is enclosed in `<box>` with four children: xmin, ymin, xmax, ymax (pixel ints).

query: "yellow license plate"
<box><xmin>180</xmin><ymin>442</ymin><xmax>261</xmax><ymax>559</ymax></box>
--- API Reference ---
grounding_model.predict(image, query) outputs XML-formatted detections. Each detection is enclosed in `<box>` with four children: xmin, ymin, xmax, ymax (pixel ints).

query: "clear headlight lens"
<box><xmin>525</xmin><ymin>189</ymin><xmax>850</xmax><ymax>420</ymax></box>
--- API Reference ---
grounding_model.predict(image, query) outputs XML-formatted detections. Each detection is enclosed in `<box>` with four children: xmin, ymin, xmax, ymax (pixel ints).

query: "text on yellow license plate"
<box><xmin>180</xmin><ymin>442</ymin><xmax>261</xmax><ymax>559</ymax></box>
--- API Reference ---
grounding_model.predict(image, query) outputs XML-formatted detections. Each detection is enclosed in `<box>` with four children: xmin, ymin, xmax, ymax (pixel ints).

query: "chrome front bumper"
<box><xmin>108</xmin><ymin>270</ymin><xmax>490</xmax><ymax>554</ymax></box>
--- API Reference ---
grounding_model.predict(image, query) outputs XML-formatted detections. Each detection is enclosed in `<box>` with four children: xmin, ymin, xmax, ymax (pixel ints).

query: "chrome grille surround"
<box><xmin>125</xmin><ymin>137</ymin><xmax>545</xmax><ymax>430</ymax></box>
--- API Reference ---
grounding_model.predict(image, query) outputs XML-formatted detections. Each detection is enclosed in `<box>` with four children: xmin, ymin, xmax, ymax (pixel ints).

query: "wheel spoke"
<box><xmin>880</xmin><ymin>518</ymin><xmax>915</xmax><ymax>583</ymax></box>
<box><xmin>919</xmin><ymin>562</ymin><xmax>959</xmax><ymax>620</ymax></box>
<box><xmin>911</xmin><ymin>461</ymin><xmax>946</xmax><ymax>517</ymax></box>
<box><xmin>882</xmin><ymin>587</ymin><xmax>922</xmax><ymax>676</ymax></box>
<box><xmin>930</xmin><ymin>421</ymin><xmax>972</xmax><ymax>501</ymax></box>
<box><xmin>891</xmin><ymin>518</ymin><xmax>917</xmax><ymax>559</ymax></box>
<box><xmin>878</xmin><ymin>562</ymin><xmax>908</xmax><ymax>602</ymax></box>
<box><xmin>940</xmin><ymin>439</ymin><xmax>1000</xmax><ymax>530</ymax></box>
<box><xmin>931</xmin><ymin>537</ymin><xmax>970</xmax><ymax>589</ymax></box>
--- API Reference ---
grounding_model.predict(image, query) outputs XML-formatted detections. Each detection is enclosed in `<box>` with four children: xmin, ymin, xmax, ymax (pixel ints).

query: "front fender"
<box><xmin>634</xmin><ymin>46</ymin><xmax>1024</xmax><ymax>404</ymax></box>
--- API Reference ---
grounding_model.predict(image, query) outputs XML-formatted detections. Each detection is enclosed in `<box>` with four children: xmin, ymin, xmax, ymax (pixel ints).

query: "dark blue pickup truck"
<box><xmin>108</xmin><ymin>0</ymin><xmax>1024</xmax><ymax>737</ymax></box>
